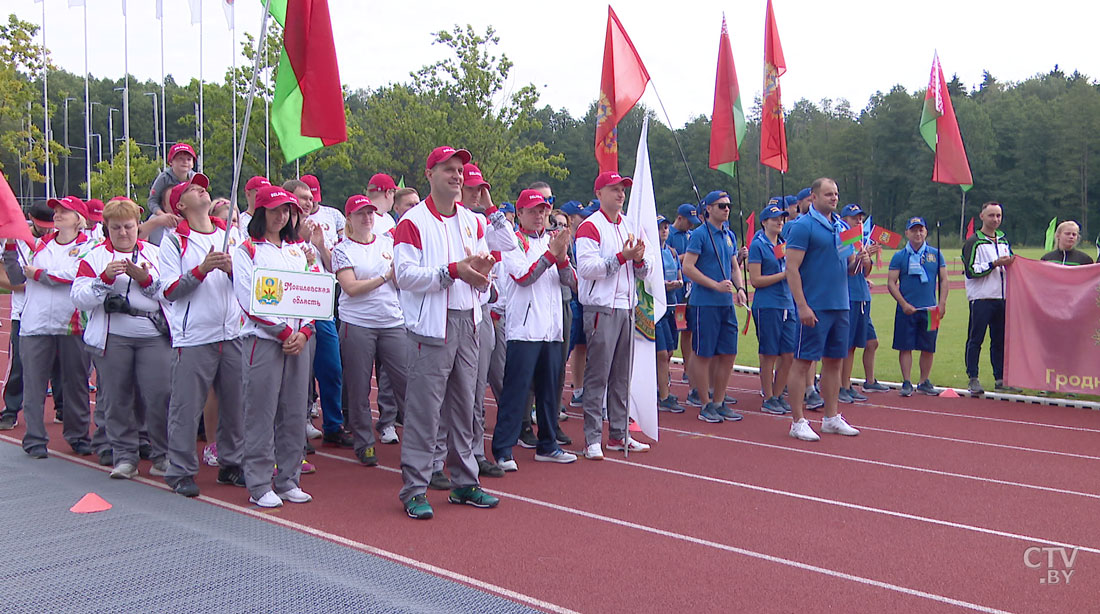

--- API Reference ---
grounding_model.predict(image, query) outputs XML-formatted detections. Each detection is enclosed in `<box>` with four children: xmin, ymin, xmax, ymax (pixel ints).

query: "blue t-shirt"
<box><xmin>889</xmin><ymin>244</ymin><xmax>945</xmax><ymax>309</ymax></box>
<box><xmin>666</xmin><ymin>226</ymin><xmax>691</xmax><ymax>257</ymax></box>
<box><xmin>748</xmin><ymin>230</ymin><xmax>793</xmax><ymax>310</ymax></box>
<box><xmin>661</xmin><ymin>245</ymin><xmax>684</xmax><ymax>304</ymax></box>
<box><xmin>685</xmin><ymin>221</ymin><xmax>736</xmax><ymax>307</ymax></box>
<box><xmin>838</xmin><ymin>220</ymin><xmax>871</xmax><ymax>302</ymax></box>
<box><xmin>785</xmin><ymin>207</ymin><xmax>849</xmax><ymax>311</ymax></box>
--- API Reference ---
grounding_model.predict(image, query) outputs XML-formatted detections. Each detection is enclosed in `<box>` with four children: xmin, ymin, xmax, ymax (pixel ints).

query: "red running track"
<box><xmin>0</xmin><ymin>291</ymin><xmax>1096</xmax><ymax>613</ymax></box>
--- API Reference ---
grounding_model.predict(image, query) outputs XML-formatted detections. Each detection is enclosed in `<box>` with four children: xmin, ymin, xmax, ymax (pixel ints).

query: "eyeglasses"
<box><xmin>713</xmin><ymin>203</ymin><xmax>731</xmax><ymax>210</ymax></box>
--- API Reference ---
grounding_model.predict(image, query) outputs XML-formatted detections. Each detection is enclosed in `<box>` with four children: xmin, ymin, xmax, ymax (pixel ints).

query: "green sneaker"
<box><xmin>404</xmin><ymin>494</ymin><xmax>434</xmax><ymax>520</ymax></box>
<box><xmin>448</xmin><ymin>486</ymin><xmax>500</xmax><ymax>508</ymax></box>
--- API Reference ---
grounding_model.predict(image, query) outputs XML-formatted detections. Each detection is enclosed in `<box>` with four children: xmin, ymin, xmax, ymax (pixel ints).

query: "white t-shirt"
<box><xmin>308</xmin><ymin>205</ymin><xmax>346</xmax><ymax>251</ymax></box>
<box><xmin>331</xmin><ymin>234</ymin><xmax>403</xmax><ymax>329</ymax></box>
<box><xmin>374</xmin><ymin>211</ymin><xmax>395</xmax><ymax>237</ymax></box>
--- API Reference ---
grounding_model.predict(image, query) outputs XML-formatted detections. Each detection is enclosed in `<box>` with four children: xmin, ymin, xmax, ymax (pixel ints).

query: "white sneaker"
<box><xmin>148</xmin><ymin>458</ymin><xmax>169</xmax><ymax>476</ymax></box>
<box><xmin>498</xmin><ymin>458</ymin><xmax>519</xmax><ymax>472</ymax></box>
<box><xmin>534</xmin><ymin>449</ymin><xmax>578</xmax><ymax>464</ymax></box>
<box><xmin>821</xmin><ymin>414</ymin><xmax>860</xmax><ymax>436</ymax></box>
<box><xmin>109</xmin><ymin>462</ymin><xmax>137</xmax><ymax>479</ymax></box>
<box><xmin>250</xmin><ymin>491</ymin><xmax>283</xmax><ymax>508</ymax></box>
<box><xmin>310</xmin><ymin>401</ymin><xmax>321</xmax><ymax>418</ymax></box>
<box><xmin>584</xmin><ymin>443</ymin><xmax>604</xmax><ymax>460</ymax></box>
<box><xmin>305</xmin><ymin>421</ymin><xmax>323</xmax><ymax>440</ymax></box>
<box><xmin>789</xmin><ymin>419</ymin><xmax>821</xmax><ymax>442</ymax></box>
<box><xmin>277</xmin><ymin>487</ymin><xmax>313</xmax><ymax>503</ymax></box>
<box><xmin>380</xmin><ymin>425</ymin><xmax>399</xmax><ymax>444</ymax></box>
<box><xmin>607</xmin><ymin>437</ymin><xmax>650</xmax><ymax>453</ymax></box>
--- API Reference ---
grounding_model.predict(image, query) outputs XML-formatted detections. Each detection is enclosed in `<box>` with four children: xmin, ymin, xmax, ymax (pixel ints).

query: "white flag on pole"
<box><xmin>121</xmin><ymin>0</ymin><xmax>126</xmax><ymax>16</ymax></box>
<box><xmin>155</xmin><ymin>0</ymin><xmax>163</xmax><ymax>20</ymax></box>
<box><xmin>189</xmin><ymin>0</ymin><xmax>202</xmax><ymax>24</ymax></box>
<box><xmin>67</xmin><ymin>0</ymin><xmax>85</xmax><ymax>7</ymax></box>
<box><xmin>624</xmin><ymin>116</ymin><xmax>665</xmax><ymax>443</ymax></box>
<box><xmin>222</xmin><ymin>0</ymin><xmax>235</xmax><ymax>30</ymax></box>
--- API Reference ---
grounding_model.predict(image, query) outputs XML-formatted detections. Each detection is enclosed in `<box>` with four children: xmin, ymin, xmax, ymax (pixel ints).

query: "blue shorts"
<box><xmin>655</xmin><ymin>311</ymin><xmax>678</xmax><ymax>353</ymax></box>
<box><xmin>690</xmin><ymin>305</ymin><xmax>738</xmax><ymax>358</ymax></box>
<box><xmin>892</xmin><ymin>308</ymin><xmax>938</xmax><ymax>352</ymax></box>
<box><xmin>752</xmin><ymin>306</ymin><xmax>797</xmax><ymax>356</ymax></box>
<box><xmin>866</xmin><ymin>318</ymin><xmax>877</xmax><ymax>341</ymax></box>
<box><xmin>794</xmin><ymin>308</ymin><xmax>850</xmax><ymax>361</ymax></box>
<box><xmin>848</xmin><ymin>301</ymin><xmax>870</xmax><ymax>349</ymax></box>
<box><xmin>568</xmin><ymin>300</ymin><xmax>586</xmax><ymax>352</ymax></box>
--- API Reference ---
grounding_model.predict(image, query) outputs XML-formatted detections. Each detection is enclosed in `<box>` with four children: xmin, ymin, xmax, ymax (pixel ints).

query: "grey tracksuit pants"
<box><xmin>94</xmin><ymin>334</ymin><xmax>171</xmax><ymax>466</ymax></box>
<box><xmin>242</xmin><ymin>336</ymin><xmax>310</xmax><ymax>500</ymax></box>
<box><xmin>339</xmin><ymin>322</ymin><xmax>407</xmax><ymax>453</ymax></box>
<box><xmin>399</xmin><ymin>310</ymin><xmax>480</xmax><ymax>503</ymax></box>
<box><xmin>165</xmin><ymin>339</ymin><xmax>245</xmax><ymax>482</ymax></box>
<box><xmin>581</xmin><ymin>307</ymin><xmax>631</xmax><ymax>445</ymax></box>
<box><xmin>21</xmin><ymin>335</ymin><xmax>90</xmax><ymax>453</ymax></box>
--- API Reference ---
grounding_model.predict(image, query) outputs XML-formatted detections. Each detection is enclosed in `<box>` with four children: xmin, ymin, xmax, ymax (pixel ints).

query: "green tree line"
<box><xmin>3</xmin><ymin>14</ymin><xmax>1098</xmax><ymax>245</ymax></box>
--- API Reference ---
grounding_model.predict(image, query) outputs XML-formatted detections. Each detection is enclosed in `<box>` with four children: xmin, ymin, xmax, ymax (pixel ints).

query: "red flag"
<box><xmin>709</xmin><ymin>15</ymin><xmax>746</xmax><ymax>178</ymax></box>
<box><xmin>966</xmin><ymin>217</ymin><xmax>975</xmax><ymax>239</ymax></box>
<box><xmin>745</xmin><ymin>211</ymin><xmax>755</xmax><ymax>242</ymax></box>
<box><xmin>595</xmin><ymin>7</ymin><xmax>650</xmax><ymax>173</ymax></box>
<box><xmin>926</xmin><ymin>306</ymin><xmax>941</xmax><ymax>332</ymax></box>
<box><xmin>760</xmin><ymin>0</ymin><xmax>787</xmax><ymax>172</ymax></box>
<box><xmin>839</xmin><ymin>226</ymin><xmax>861</xmax><ymax>246</ymax></box>
<box><xmin>918</xmin><ymin>53</ymin><xmax>973</xmax><ymax>188</ymax></box>
<box><xmin>869</xmin><ymin>224</ymin><xmax>902</xmax><ymax>249</ymax></box>
<box><xmin>0</xmin><ymin>173</ymin><xmax>35</xmax><ymax>247</ymax></box>
<box><xmin>772</xmin><ymin>242</ymin><xmax>785</xmax><ymax>260</ymax></box>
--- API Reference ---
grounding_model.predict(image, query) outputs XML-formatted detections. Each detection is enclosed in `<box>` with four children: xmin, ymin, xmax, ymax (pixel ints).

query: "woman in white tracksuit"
<box><xmin>71</xmin><ymin>199</ymin><xmax>172</xmax><ymax>479</ymax></box>
<box><xmin>232</xmin><ymin>185</ymin><xmax>315</xmax><ymax>509</ymax></box>
<box><xmin>331</xmin><ymin>194</ymin><xmax>408</xmax><ymax>468</ymax></box>
<box><xmin>11</xmin><ymin>196</ymin><xmax>94</xmax><ymax>459</ymax></box>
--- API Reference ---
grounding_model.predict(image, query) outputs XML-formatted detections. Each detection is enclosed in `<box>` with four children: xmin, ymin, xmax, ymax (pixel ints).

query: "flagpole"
<box><xmin>160</xmin><ymin>0</ymin><xmax>167</xmax><ymax>163</ymax></box>
<box><xmin>223</xmin><ymin>0</ymin><xmax>273</xmax><ymax>251</ymax></box>
<box><xmin>82</xmin><ymin>0</ymin><xmax>91</xmax><ymax>199</ymax></box>
<box><xmin>198</xmin><ymin>0</ymin><xmax>204</xmax><ymax>171</ymax></box>
<box><xmin>735</xmin><ymin>170</ymin><xmax>749</xmax><ymax>291</ymax></box>
<box><xmin>231</xmin><ymin>1</ymin><xmax>238</xmax><ymax>173</ymax></box>
<box><xmin>648</xmin><ymin>83</ymin><xmax>701</xmax><ymax>202</ymax></box>
<box><xmin>959</xmin><ymin>188</ymin><xmax>966</xmax><ymax>243</ymax></box>
<box><xmin>40</xmin><ymin>0</ymin><xmax>51</xmax><ymax>198</ymax></box>
<box><xmin>123</xmin><ymin>0</ymin><xmax>131</xmax><ymax>198</ymax></box>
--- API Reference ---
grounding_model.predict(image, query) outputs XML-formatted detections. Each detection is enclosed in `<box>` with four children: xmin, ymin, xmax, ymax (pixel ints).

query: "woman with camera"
<box><xmin>232</xmin><ymin>185</ymin><xmax>315</xmax><ymax>509</ymax></box>
<box><xmin>72</xmin><ymin>198</ymin><xmax>172</xmax><ymax>480</ymax></box>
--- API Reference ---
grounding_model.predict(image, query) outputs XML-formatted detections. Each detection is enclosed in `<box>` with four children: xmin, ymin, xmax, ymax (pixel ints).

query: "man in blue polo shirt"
<box><xmin>777</xmin><ymin>190</ymin><xmax>824</xmax><ymax>410</ymax></box>
<box><xmin>784</xmin><ymin>178</ymin><xmax>862</xmax><ymax>441</ymax></box>
<box><xmin>668</xmin><ymin>203</ymin><xmax>700</xmax><ymax>385</ymax></box>
<box><xmin>888</xmin><ymin>217</ymin><xmax>948</xmax><ymax>396</ymax></box>
<box><xmin>837</xmin><ymin>204</ymin><xmax>879</xmax><ymax>404</ymax></box>
<box><xmin>682</xmin><ymin>190</ymin><xmax>747</xmax><ymax>423</ymax></box>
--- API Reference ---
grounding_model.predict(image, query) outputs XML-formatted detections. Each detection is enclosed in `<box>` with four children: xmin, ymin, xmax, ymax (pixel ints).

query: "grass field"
<box><xmin>692</xmin><ymin>247</ymin><xmax>1063</xmax><ymax>393</ymax></box>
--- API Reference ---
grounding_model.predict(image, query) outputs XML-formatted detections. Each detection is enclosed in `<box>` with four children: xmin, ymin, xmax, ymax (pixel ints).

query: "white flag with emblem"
<box><xmin>624</xmin><ymin>116</ymin><xmax>664</xmax><ymax>443</ymax></box>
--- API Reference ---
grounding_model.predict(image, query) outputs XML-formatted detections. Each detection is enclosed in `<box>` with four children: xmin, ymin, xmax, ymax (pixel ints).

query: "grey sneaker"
<box><xmin>0</xmin><ymin>415</ymin><xmax>16</xmax><ymax>430</ymax></box>
<box><xmin>686</xmin><ymin>389</ymin><xmax>703</xmax><ymax>407</ymax></box>
<box><xmin>848</xmin><ymin>386</ymin><xmax>868</xmax><ymax>401</ymax></box>
<box><xmin>900</xmin><ymin>380</ymin><xmax>914</xmax><ymax>397</ymax></box>
<box><xmin>697</xmin><ymin>403</ymin><xmax>723</xmax><ymax>423</ymax></box>
<box><xmin>861</xmin><ymin>380</ymin><xmax>890</xmax><ymax>392</ymax></box>
<box><xmin>713</xmin><ymin>403</ymin><xmax>743</xmax><ymax>422</ymax></box>
<box><xmin>916</xmin><ymin>380</ymin><xmax>941</xmax><ymax>396</ymax></box>
<box><xmin>838</xmin><ymin>387</ymin><xmax>854</xmax><ymax>404</ymax></box>
<box><xmin>761</xmin><ymin>397</ymin><xmax>787</xmax><ymax>415</ymax></box>
<box><xmin>658</xmin><ymin>396</ymin><xmax>686</xmax><ymax>413</ymax></box>
<box><xmin>968</xmin><ymin>377</ymin><xmax>985</xmax><ymax>395</ymax></box>
<box><xmin>804</xmin><ymin>390</ymin><xmax>825</xmax><ymax>411</ymax></box>
<box><xmin>778</xmin><ymin>397</ymin><xmax>792</xmax><ymax>413</ymax></box>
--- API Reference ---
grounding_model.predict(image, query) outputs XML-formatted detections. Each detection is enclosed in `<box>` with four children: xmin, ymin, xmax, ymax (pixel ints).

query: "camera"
<box><xmin>103</xmin><ymin>294</ymin><xmax>132</xmax><ymax>314</ymax></box>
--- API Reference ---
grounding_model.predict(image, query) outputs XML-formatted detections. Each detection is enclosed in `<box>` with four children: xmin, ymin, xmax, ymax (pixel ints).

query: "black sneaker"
<box><xmin>477</xmin><ymin>457</ymin><xmax>505</xmax><ymax>478</ymax></box>
<box><xmin>138</xmin><ymin>442</ymin><xmax>153</xmax><ymax>460</ymax></box>
<box><xmin>555</xmin><ymin>430</ymin><xmax>573</xmax><ymax>446</ymax></box>
<box><xmin>216</xmin><ymin>465</ymin><xmax>247</xmax><ymax>487</ymax></box>
<box><xmin>518</xmin><ymin>427</ymin><xmax>538</xmax><ymax>449</ymax></box>
<box><xmin>70</xmin><ymin>442</ymin><xmax>93</xmax><ymax>456</ymax></box>
<box><xmin>26</xmin><ymin>446</ymin><xmax>48</xmax><ymax>459</ymax></box>
<box><xmin>356</xmin><ymin>446</ymin><xmax>379</xmax><ymax>467</ymax></box>
<box><xmin>323</xmin><ymin>429</ymin><xmax>354</xmax><ymax>448</ymax></box>
<box><xmin>173</xmin><ymin>477</ymin><xmax>200</xmax><ymax>498</ymax></box>
<box><xmin>97</xmin><ymin>449</ymin><xmax>113</xmax><ymax>466</ymax></box>
<box><xmin>0</xmin><ymin>415</ymin><xmax>16</xmax><ymax>430</ymax></box>
<box><xmin>429</xmin><ymin>471</ymin><xmax>453</xmax><ymax>491</ymax></box>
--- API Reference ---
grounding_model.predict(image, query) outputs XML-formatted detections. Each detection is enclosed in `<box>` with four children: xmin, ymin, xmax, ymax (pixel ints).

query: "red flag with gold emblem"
<box><xmin>760</xmin><ymin>0</ymin><xmax>787</xmax><ymax>172</ymax></box>
<box><xmin>595</xmin><ymin>6</ymin><xmax>651</xmax><ymax>173</ymax></box>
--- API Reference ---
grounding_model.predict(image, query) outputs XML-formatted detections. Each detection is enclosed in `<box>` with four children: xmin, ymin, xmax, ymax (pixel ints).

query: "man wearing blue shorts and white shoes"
<box><xmin>682</xmin><ymin>191</ymin><xmax>746</xmax><ymax>424</ymax></box>
<box><xmin>784</xmin><ymin>178</ymin><xmax>861</xmax><ymax>441</ymax></box>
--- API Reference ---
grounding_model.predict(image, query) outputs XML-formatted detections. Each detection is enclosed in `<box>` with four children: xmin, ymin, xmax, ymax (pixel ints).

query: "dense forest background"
<box><xmin>3</xmin><ymin>15</ymin><xmax>1098</xmax><ymax>246</ymax></box>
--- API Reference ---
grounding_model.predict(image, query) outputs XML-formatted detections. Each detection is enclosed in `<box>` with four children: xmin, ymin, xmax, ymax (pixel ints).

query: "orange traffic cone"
<box><xmin>70</xmin><ymin>493</ymin><xmax>112</xmax><ymax>514</ymax></box>
<box><xmin>940</xmin><ymin>388</ymin><xmax>960</xmax><ymax>398</ymax></box>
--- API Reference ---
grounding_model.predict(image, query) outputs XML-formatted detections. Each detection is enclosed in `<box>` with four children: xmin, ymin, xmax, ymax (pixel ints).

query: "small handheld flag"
<box><xmin>839</xmin><ymin>226</ymin><xmax>861</xmax><ymax>247</ymax></box>
<box><xmin>870</xmin><ymin>225</ymin><xmax>902</xmax><ymax>249</ymax></box>
<box><xmin>1044</xmin><ymin>217</ymin><xmax>1057</xmax><ymax>251</ymax></box>
<box><xmin>927</xmin><ymin>306</ymin><xmax>941</xmax><ymax>332</ymax></box>
<box><xmin>772</xmin><ymin>242</ymin><xmax>785</xmax><ymax>260</ymax></box>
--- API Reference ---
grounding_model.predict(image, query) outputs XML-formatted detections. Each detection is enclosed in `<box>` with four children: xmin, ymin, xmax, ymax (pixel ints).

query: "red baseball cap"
<box><xmin>515</xmin><ymin>189</ymin><xmax>550</xmax><ymax>210</ymax></box>
<box><xmin>168</xmin><ymin>173</ymin><xmax>210</xmax><ymax>215</ymax></box>
<box><xmin>300</xmin><ymin>174</ymin><xmax>322</xmax><ymax>203</ymax></box>
<box><xmin>85</xmin><ymin>199</ymin><xmax>105</xmax><ymax>223</ymax></box>
<box><xmin>368</xmin><ymin>173</ymin><xmax>397</xmax><ymax>191</ymax></box>
<box><xmin>462</xmin><ymin>163</ymin><xmax>491</xmax><ymax>190</ymax></box>
<box><xmin>593</xmin><ymin>171</ymin><xmax>633</xmax><ymax>193</ymax></box>
<box><xmin>47</xmin><ymin>195</ymin><xmax>90</xmax><ymax>220</ymax></box>
<box><xmin>254</xmin><ymin>186</ymin><xmax>298</xmax><ymax>210</ymax></box>
<box><xmin>168</xmin><ymin>142</ymin><xmax>197</xmax><ymax>163</ymax></box>
<box><xmin>425</xmin><ymin>146</ymin><xmax>471</xmax><ymax>170</ymax></box>
<box><xmin>245</xmin><ymin>176</ymin><xmax>271</xmax><ymax>191</ymax></box>
<box><xmin>345</xmin><ymin>194</ymin><xmax>375</xmax><ymax>216</ymax></box>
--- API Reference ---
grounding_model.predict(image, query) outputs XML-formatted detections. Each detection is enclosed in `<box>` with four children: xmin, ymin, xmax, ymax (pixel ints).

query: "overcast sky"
<box><xmin>10</xmin><ymin>0</ymin><xmax>1100</xmax><ymax>127</ymax></box>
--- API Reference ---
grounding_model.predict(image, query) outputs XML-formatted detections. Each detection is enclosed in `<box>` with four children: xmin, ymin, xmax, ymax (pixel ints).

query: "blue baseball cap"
<box><xmin>840</xmin><ymin>203</ymin><xmax>865</xmax><ymax>218</ymax></box>
<box><xmin>500</xmin><ymin>202</ymin><xmax>516</xmax><ymax>214</ymax></box>
<box><xmin>760</xmin><ymin>204</ymin><xmax>788</xmax><ymax>221</ymax></box>
<box><xmin>560</xmin><ymin>200</ymin><xmax>585</xmax><ymax>216</ymax></box>
<box><xmin>702</xmin><ymin>190</ymin><xmax>730</xmax><ymax>207</ymax></box>
<box><xmin>657</xmin><ymin>214</ymin><xmax>669</xmax><ymax>225</ymax></box>
<box><xmin>785</xmin><ymin>195</ymin><xmax>799</xmax><ymax>208</ymax></box>
<box><xmin>583</xmin><ymin>201</ymin><xmax>600</xmax><ymax>216</ymax></box>
<box><xmin>906</xmin><ymin>216</ymin><xmax>927</xmax><ymax>229</ymax></box>
<box><xmin>676</xmin><ymin>203</ymin><xmax>699</xmax><ymax>219</ymax></box>
<box><xmin>766</xmin><ymin>196</ymin><xmax>784</xmax><ymax>208</ymax></box>
<box><xmin>796</xmin><ymin>187</ymin><xmax>812</xmax><ymax>201</ymax></box>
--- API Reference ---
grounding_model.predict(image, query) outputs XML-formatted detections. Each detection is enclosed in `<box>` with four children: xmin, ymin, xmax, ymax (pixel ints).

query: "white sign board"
<box><xmin>249</xmin><ymin>267</ymin><xmax>336</xmax><ymax>321</ymax></box>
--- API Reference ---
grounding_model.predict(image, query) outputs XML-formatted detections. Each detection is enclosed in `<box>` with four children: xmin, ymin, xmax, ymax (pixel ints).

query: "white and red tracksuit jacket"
<box><xmin>232</xmin><ymin>237</ymin><xmax>315</xmax><ymax>343</ymax></box>
<box><xmin>575</xmin><ymin>209</ymin><xmax>652</xmax><ymax>311</ymax></box>
<box><xmin>504</xmin><ymin>230</ymin><xmax>577</xmax><ymax>342</ymax></box>
<box><xmin>71</xmin><ymin>239</ymin><xmax>166</xmax><ymax>353</ymax></box>
<box><xmin>9</xmin><ymin>232</ymin><xmax>93</xmax><ymax>337</ymax></box>
<box><xmin>158</xmin><ymin>217</ymin><xmax>243</xmax><ymax>347</ymax></box>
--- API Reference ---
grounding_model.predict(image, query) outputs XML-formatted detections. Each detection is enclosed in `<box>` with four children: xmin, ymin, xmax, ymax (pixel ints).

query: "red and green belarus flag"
<box><xmin>268</xmin><ymin>0</ymin><xmax>347</xmax><ymax>162</ymax></box>
<box><xmin>919</xmin><ymin>53</ymin><xmax>972</xmax><ymax>190</ymax></box>
<box><xmin>709</xmin><ymin>15</ymin><xmax>746</xmax><ymax>178</ymax></box>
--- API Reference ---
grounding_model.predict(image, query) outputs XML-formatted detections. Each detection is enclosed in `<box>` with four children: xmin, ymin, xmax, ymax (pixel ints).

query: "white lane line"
<box><xmin>0</xmin><ymin>435</ymin><xmax>580</xmax><ymax>614</ymax></box>
<box><xmin>317</xmin><ymin>452</ymin><xmax>1020</xmax><ymax>614</ymax></box>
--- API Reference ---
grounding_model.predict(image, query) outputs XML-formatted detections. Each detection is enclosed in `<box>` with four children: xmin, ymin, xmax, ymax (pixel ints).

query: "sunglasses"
<box><xmin>712</xmin><ymin>202</ymin><xmax>731</xmax><ymax>210</ymax></box>
<box><xmin>544</xmin><ymin>196</ymin><xmax>556</xmax><ymax>205</ymax></box>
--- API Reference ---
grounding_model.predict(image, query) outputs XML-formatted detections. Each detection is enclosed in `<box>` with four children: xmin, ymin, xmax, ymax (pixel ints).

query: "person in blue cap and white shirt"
<box><xmin>682</xmin><ymin>190</ymin><xmax>747</xmax><ymax>423</ymax></box>
<box><xmin>748</xmin><ymin>202</ymin><xmax>794</xmax><ymax>415</ymax></box>
<box><xmin>784</xmin><ymin>178</ymin><xmax>862</xmax><ymax>441</ymax></box>
<box><xmin>888</xmin><ymin>216</ymin><xmax>948</xmax><ymax>396</ymax></box>
<box><xmin>655</xmin><ymin>215</ymin><xmax>685</xmax><ymax>412</ymax></box>
<box><xmin>837</xmin><ymin>204</ymin><xmax>879</xmax><ymax>404</ymax></box>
